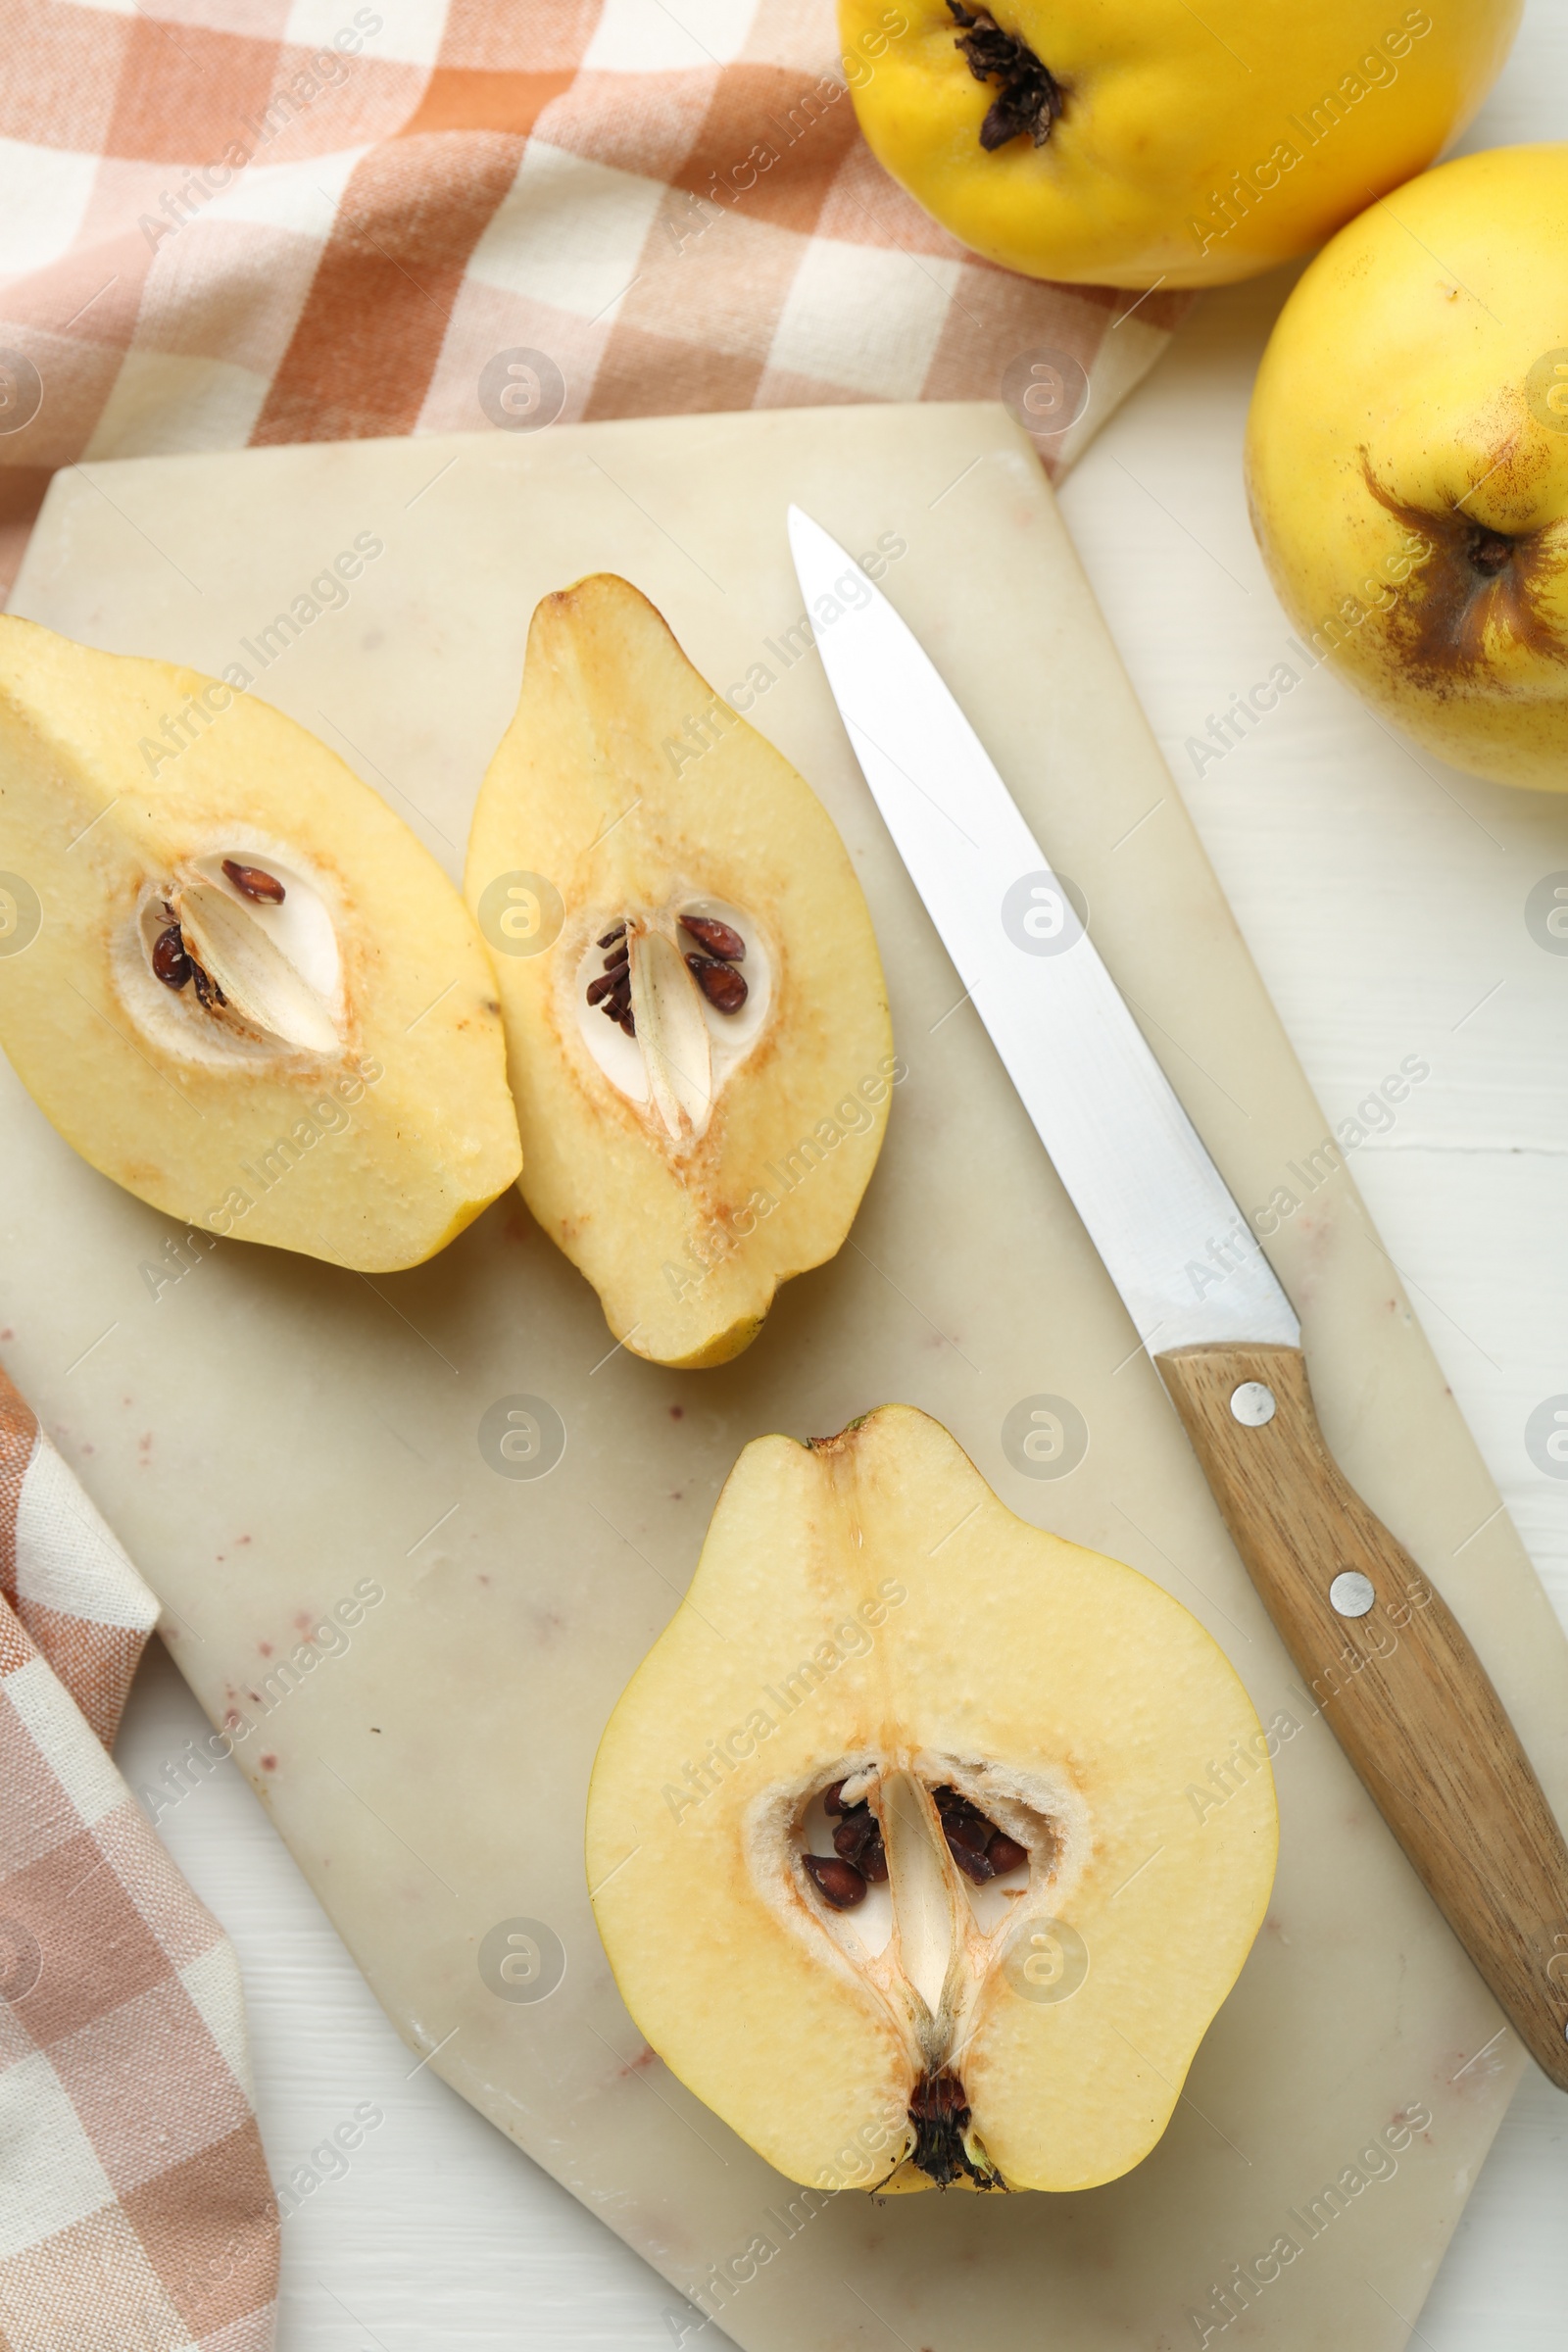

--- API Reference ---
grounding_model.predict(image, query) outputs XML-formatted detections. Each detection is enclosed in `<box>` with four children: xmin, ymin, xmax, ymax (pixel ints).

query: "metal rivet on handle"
<box><xmin>1230</xmin><ymin>1381</ymin><xmax>1276</xmax><ymax>1427</ymax></box>
<box><xmin>1330</xmin><ymin>1571</ymin><xmax>1376</xmax><ymax>1619</ymax></box>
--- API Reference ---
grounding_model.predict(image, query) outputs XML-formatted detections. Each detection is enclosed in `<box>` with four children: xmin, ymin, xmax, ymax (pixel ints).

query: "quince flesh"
<box><xmin>1247</xmin><ymin>142</ymin><xmax>1568</xmax><ymax>791</ymax></box>
<box><xmin>587</xmin><ymin>1405</ymin><xmax>1277</xmax><ymax>2193</ymax></box>
<box><xmin>839</xmin><ymin>0</ymin><xmax>1519</xmax><ymax>289</ymax></box>
<box><xmin>466</xmin><ymin>574</ymin><xmax>894</xmax><ymax>1369</ymax></box>
<box><xmin>0</xmin><ymin>618</ymin><xmax>520</xmax><ymax>1269</ymax></box>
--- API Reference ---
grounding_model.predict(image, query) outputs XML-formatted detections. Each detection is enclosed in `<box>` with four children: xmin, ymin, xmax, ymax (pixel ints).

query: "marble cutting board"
<box><xmin>6</xmin><ymin>403</ymin><xmax>1568</xmax><ymax>2351</ymax></box>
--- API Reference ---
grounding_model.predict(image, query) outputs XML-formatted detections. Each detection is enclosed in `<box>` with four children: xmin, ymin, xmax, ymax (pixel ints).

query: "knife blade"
<box><xmin>789</xmin><ymin>503</ymin><xmax>1568</xmax><ymax>2089</ymax></box>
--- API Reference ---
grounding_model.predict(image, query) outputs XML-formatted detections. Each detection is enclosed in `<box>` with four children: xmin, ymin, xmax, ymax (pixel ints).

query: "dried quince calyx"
<box><xmin>465</xmin><ymin>571</ymin><xmax>895</xmax><ymax>1369</ymax></box>
<box><xmin>587</xmin><ymin>1405</ymin><xmax>1278</xmax><ymax>2195</ymax></box>
<box><xmin>948</xmin><ymin>2</ymin><xmax>1064</xmax><ymax>152</ymax></box>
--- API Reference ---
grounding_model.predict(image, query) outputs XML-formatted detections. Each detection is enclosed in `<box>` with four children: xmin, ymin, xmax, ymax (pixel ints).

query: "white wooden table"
<box><xmin>111</xmin><ymin>9</ymin><xmax>1568</xmax><ymax>2342</ymax></box>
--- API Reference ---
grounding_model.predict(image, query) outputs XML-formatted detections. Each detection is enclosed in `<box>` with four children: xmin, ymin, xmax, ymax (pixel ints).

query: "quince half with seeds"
<box><xmin>587</xmin><ymin>1404</ymin><xmax>1278</xmax><ymax>2193</ymax></box>
<box><xmin>465</xmin><ymin>573</ymin><xmax>894</xmax><ymax>1369</ymax></box>
<box><xmin>0</xmin><ymin>617</ymin><xmax>520</xmax><ymax>1269</ymax></box>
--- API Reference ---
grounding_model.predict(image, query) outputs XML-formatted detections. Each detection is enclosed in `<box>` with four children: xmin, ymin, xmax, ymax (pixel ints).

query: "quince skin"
<box><xmin>466</xmin><ymin>574</ymin><xmax>895</xmax><ymax>1369</ymax></box>
<box><xmin>0</xmin><ymin>618</ymin><xmax>520</xmax><ymax>1268</ymax></box>
<box><xmin>840</xmin><ymin>0</ymin><xmax>1518</xmax><ymax>289</ymax></box>
<box><xmin>1247</xmin><ymin>142</ymin><xmax>1568</xmax><ymax>791</ymax></box>
<box><xmin>588</xmin><ymin>1405</ymin><xmax>1278</xmax><ymax>2193</ymax></box>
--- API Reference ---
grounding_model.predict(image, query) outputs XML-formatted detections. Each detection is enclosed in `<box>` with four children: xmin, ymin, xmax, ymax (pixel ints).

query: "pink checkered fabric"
<box><xmin>0</xmin><ymin>9</ymin><xmax>1190</xmax><ymax>2336</ymax></box>
<box><xmin>0</xmin><ymin>1368</ymin><xmax>277</xmax><ymax>2352</ymax></box>
<box><xmin>0</xmin><ymin>0</ymin><xmax>1190</xmax><ymax>596</ymax></box>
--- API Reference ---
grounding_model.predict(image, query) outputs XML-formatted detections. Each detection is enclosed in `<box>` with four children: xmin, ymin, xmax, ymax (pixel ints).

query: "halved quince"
<box><xmin>0</xmin><ymin>617</ymin><xmax>520</xmax><ymax>1269</ymax></box>
<box><xmin>587</xmin><ymin>1405</ymin><xmax>1277</xmax><ymax>2193</ymax></box>
<box><xmin>465</xmin><ymin>574</ymin><xmax>894</xmax><ymax>1368</ymax></box>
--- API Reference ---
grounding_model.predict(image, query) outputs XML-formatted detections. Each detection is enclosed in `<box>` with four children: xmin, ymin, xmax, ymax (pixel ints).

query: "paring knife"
<box><xmin>789</xmin><ymin>503</ymin><xmax>1568</xmax><ymax>2089</ymax></box>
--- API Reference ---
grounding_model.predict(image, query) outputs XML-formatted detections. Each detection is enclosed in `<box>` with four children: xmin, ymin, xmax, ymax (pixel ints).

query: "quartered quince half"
<box><xmin>0</xmin><ymin>618</ymin><xmax>520</xmax><ymax>1270</ymax></box>
<box><xmin>587</xmin><ymin>1405</ymin><xmax>1278</xmax><ymax>2193</ymax></box>
<box><xmin>466</xmin><ymin>573</ymin><xmax>895</xmax><ymax>1369</ymax></box>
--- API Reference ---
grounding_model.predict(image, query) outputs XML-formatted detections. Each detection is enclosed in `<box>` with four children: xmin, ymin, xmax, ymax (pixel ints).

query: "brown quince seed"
<box><xmin>935</xmin><ymin>1787</ymin><xmax>992</xmax><ymax>1846</ymax></box>
<box><xmin>687</xmin><ymin>955</ymin><xmax>748</xmax><ymax>1013</ymax></box>
<box><xmin>986</xmin><ymin>1832</ymin><xmax>1028</xmax><ymax>1875</ymax></box>
<box><xmin>189</xmin><ymin>959</ymin><xmax>226</xmax><ymax>1012</ymax></box>
<box><xmin>221</xmin><ymin>858</ymin><xmax>286</xmax><ymax>904</ymax></box>
<box><xmin>681</xmin><ymin>914</ymin><xmax>745</xmax><ymax>963</ymax></box>
<box><xmin>946</xmin><ymin>1833</ymin><xmax>995</xmax><ymax>1885</ymax></box>
<box><xmin>821</xmin><ymin>1781</ymin><xmax>848</xmax><ymax>1816</ymax></box>
<box><xmin>858</xmin><ymin>1829</ymin><xmax>888</xmax><ymax>1883</ymax></box>
<box><xmin>586</xmin><ymin>972</ymin><xmax>619</xmax><ymax>1007</ymax></box>
<box><xmin>597</xmin><ymin>922</ymin><xmax>627</xmax><ymax>949</ymax></box>
<box><xmin>152</xmin><ymin>924</ymin><xmax>192</xmax><ymax>990</ymax></box>
<box><xmin>832</xmin><ymin>1808</ymin><xmax>876</xmax><ymax>1863</ymax></box>
<box><xmin>803</xmin><ymin>1853</ymin><xmax>866</xmax><ymax>1909</ymax></box>
<box><xmin>603</xmin><ymin>941</ymin><xmax>629</xmax><ymax>973</ymax></box>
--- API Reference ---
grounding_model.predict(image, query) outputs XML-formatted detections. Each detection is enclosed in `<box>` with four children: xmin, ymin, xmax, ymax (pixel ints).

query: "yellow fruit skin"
<box><xmin>587</xmin><ymin>1405</ymin><xmax>1278</xmax><ymax>2194</ymax></box>
<box><xmin>840</xmin><ymin>0</ymin><xmax>1519</xmax><ymax>287</ymax></box>
<box><xmin>0</xmin><ymin>619</ymin><xmax>521</xmax><ymax>1269</ymax></box>
<box><xmin>1246</xmin><ymin>144</ymin><xmax>1568</xmax><ymax>792</ymax></box>
<box><xmin>466</xmin><ymin>575</ymin><xmax>895</xmax><ymax>1369</ymax></box>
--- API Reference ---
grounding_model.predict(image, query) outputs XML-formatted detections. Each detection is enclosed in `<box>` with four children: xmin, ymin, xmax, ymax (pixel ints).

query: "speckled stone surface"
<box><xmin>5</xmin><ymin>405</ymin><xmax>1566</xmax><ymax>2349</ymax></box>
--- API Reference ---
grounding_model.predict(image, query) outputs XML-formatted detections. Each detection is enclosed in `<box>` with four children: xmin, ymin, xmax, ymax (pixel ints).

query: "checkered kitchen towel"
<box><xmin>0</xmin><ymin>1366</ymin><xmax>277</xmax><ymax>2352</ymax></box>
<box><xmin>0</xmin><ymin>0</ymin><xmax>1190</xmax><ymax>594</ymax></box>
<box><xmin>0</xmin><ymin>4</ymin><xmax>1191</xmax><ymax>2336</ymax></box>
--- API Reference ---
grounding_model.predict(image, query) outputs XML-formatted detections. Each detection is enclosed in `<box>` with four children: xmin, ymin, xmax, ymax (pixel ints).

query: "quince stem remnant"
<box><xmin>947</xmin><ymin>1</ymin><xmax>1065</xmax><ymax>150</ymax></box>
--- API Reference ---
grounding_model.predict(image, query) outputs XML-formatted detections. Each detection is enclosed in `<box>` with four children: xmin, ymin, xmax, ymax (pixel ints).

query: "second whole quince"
<box><xmin>1246</xmin><ymin>143</ymin><xmax>1568</xmax><ymax>792</ymax></box>
<box><xmin>839</xmin><ymin>0</ymin><xmax>1519</xmax><ymax>288</ymax></box>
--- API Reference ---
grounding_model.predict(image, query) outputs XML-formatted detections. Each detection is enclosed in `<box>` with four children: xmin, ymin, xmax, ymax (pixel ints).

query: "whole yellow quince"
<box><xmin>1246</xmin><ymin>144</ymin><xmax>1568</xmax><ymax>794</ymax></box>
<box><xmin>839</xmin><ymin>0</ymin><xmax>1519</xmax><ymax>288</ymax></box>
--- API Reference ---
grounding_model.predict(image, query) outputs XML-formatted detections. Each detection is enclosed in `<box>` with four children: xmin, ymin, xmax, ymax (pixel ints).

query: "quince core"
<box><xmin>587</xmin><ymin>1405</ymin><xmax>1278</xmax><ymax>2193</ymax></box>
<box><xmin>466</xmin><ymin>574</ymin><xmax>894</xmax><ymax>1369</ymax></box>
<box><xmin>0</xmin><ymin>618</ymin><xmax>520</xmax><ymax>1268</ymax></box>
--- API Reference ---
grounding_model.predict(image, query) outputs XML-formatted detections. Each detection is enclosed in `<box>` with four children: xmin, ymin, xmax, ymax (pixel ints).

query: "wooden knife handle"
<box><xmin>1157</xmin><ymin>1340</ymin><xmax>1568</xmax><ymax>2090</ymax></box>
